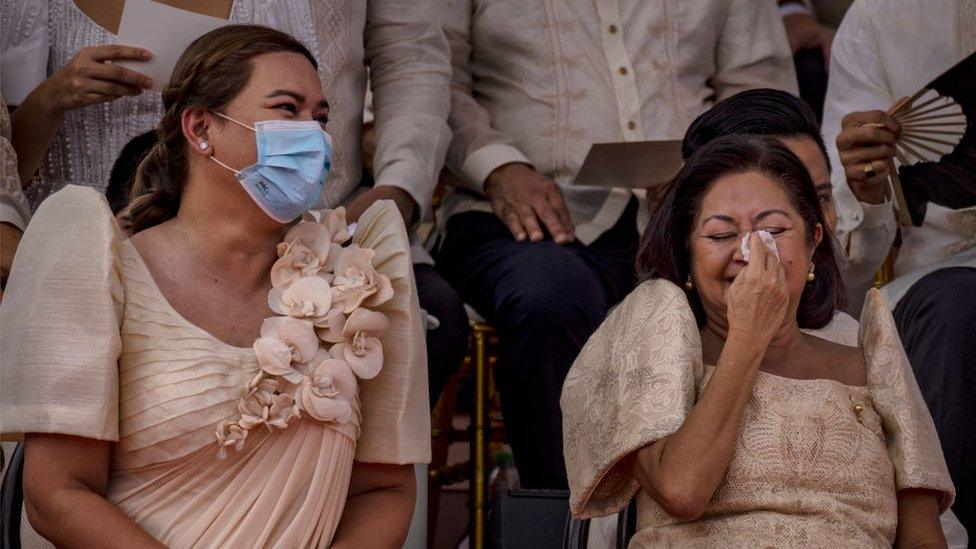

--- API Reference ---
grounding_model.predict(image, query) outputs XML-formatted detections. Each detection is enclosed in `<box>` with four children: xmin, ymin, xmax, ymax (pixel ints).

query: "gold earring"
<box><xmin>685</xmin><ymin>275</ymin><xmax>694</xmax><ymax>290</ymax></box>
<box><xmin>807</xmin><ymin>265</ymin><xmax>816</xmax><ymax>282</ymax></box>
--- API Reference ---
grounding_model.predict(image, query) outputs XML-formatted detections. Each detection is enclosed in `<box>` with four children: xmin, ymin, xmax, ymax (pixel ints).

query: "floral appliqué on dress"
<box><xmin>215</xmin><ymin>207</ymin><xmax>393</xmax><ymax>458</ymax></box>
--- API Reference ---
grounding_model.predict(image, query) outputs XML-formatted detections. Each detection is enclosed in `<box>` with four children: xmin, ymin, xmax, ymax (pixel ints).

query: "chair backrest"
<box><xmin>1</xmin><ymin>443</ymin><xmax>24</xmax><ymax>548</ymax></box>
<box><xmin>616</xmin><ymin>499</ymin><xmax>637</xmax><ymax>548</ymax></box>
<box><xmin>489</xmin><ymin>488</ymin><xmax>569</xmax><ymax>548</ymax></box>
<box><xmin>563</xmin><ymin>498</ymin><xmax>637</xmax><ymax>549</ymax></box>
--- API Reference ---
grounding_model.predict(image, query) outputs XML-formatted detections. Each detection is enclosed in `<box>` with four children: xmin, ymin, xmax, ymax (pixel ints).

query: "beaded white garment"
<box><xmin>19</xmin><ymin>0</ymin><xmax>320</xmax><ymax>210</ymax></box>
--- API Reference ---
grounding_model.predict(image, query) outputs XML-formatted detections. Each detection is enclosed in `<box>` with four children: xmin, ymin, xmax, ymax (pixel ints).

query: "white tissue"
<box><xmin>741</xmin><ymin>230</ymin><xmax>779</xmax><ymax>262</ymax></box>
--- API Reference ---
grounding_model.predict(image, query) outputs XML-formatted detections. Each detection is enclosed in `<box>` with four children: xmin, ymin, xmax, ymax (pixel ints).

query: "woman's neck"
<box><xmin>702</xmin><ymin>318</ymin><xmax>807</xmax><ymax>370</ymax></box>
<box><xmin>169</xmin><ymin>175</ymin><xmax>282</xmax><ymax>290</ymax></box>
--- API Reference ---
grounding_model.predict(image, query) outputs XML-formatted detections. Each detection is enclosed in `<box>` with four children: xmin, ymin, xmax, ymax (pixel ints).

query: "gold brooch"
<box><xmin>849</xmin><ymin>394</ymin><xmax>865</xmax><ymax>425</ymax></box>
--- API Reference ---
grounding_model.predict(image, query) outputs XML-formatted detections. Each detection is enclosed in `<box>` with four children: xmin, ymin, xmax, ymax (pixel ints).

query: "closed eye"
<box><xmin>706</xmin><ymin>233</ymin><xmax>737</xmax><ymax>241</ymax></box>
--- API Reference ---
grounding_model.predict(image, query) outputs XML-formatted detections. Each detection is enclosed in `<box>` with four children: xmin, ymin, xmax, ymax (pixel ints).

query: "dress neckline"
<box><xmin>122</xmin><ymin>238</ymin><xmax>256</xmax><ymax>353</ymax></box>
<box><xmin>703</xmin><ymin>363</ymin><xmax>868</xmax><ymax>390</ymax></box>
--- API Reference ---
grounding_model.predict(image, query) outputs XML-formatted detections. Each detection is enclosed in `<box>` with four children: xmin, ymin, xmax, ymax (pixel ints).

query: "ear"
<box><xmin>810</xmin><ymin>222</ymin><xmax>824</xmax><ymax>259</ymax></box>
<box><xmin>181</xmin><ymin>107</ymin><xmax>214</xmax><ymax>157</ymax></box>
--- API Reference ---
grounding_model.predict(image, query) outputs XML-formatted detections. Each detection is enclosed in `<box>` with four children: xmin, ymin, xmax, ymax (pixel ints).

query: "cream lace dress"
<box><xmin>0</xmin><ymin>186</ymin><xmax>430</xmax><ymax>548</ymax></box>
<box><xmin>562</xmin><ymin>279</ymin><xmax>954</xmax><ymax>547</ymax></box>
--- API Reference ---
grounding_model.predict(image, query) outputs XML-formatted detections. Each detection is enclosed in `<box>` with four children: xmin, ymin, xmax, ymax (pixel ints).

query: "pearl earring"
<box><xmin>685</xmin><ymin>275</ymin><xmax>694</xmax><ymax>290</ymax></box>
<box><xmin>807</xmin><ymin>264</ymin><xmax>816</xmax><ymax>282</ymax></box>
<box><xmin>199</xmin><ymin>142</ymin><xmax>209</xmax><ymax>150</ymax></box>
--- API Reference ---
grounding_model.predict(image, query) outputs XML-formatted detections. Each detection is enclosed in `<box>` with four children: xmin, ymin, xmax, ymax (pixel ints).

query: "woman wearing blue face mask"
<box><xmin>0</xmin><ymin>25</ymin><xmax>429</xmax><ymax>548</ymax></box>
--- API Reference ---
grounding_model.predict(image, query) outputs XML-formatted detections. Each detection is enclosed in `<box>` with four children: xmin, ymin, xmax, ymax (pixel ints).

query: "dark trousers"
<box><xmin>435</xmin><ymin>200</ymin><xmax>639</xmax><ymax>488</ymax></box>
<box><xmin>414</xmin><ymin>264</ymin><xmax>470</xmax><ymax>408</ymax></box>
<box><xmin>893</xmin><ymin>267</ymin><xmax>976</xmax><ymax>536</ymax></box>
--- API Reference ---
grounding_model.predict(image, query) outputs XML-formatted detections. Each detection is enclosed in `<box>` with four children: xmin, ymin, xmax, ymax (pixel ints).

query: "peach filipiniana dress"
<box><xmin>562</xmin><ymin>279</ymin><xmax>954</xmax><ymax>547</ymax></box>
<box><xmin>1</xmin><ymin>186</ymin><xmax>430</xmax><ymax>547</ymax></box>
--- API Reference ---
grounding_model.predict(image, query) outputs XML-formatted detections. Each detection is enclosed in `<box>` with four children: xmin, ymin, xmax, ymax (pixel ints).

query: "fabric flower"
<box><xmin>315</xmin><ymin>307</ymin><xmax>348</xmax><ymax>344</ymax></box>
<box><xmin>341</xmin><ymin>308</ymin><xmax>390</xmax><ymax>340</ymax></box>
<box><xmin>214</xmin><ymin>206</ymin><xmax>394</xmax><ymax>456</ymax></box>
<box><xmin>272</xmin><ymin>241</ymin><xmax>327</xmax><ymax>288</ymax></box>
<box><xmin>331</xmin><ymin>245</ymin><xmax>394</xmax><ymax>313</ymax></box>
<box><xmin>261</xmin><ymin>316</ymin><xmax>318</xmax><ymax>363</ymax></box>
<box><xmin>299</xmin><ymin>355</ymin><xmax>357</xmax><ymax>423</ymax></box>
<box><xmin>238</xmin><ymin>376</ymin><xmax>299</xmax><ymax>431</ymax></box>
<box><xmin>320</xmin><ymin>207</ymin><xmax>350</xmax><ymax>244</ymax></box>
<box><xmin>268</xmin><ymin>275</ymin><xmax>333</xmax><ymax>319</ymax></box>
<box><xmin>279</xmin><ymin>222</ymin><xmax>333</xmax><ymax>262</ymax></box>
<box><xmin>215</xmin><ymin>421</ymin><xmax>249</xmax><ymax>459</ymax></box>
<box><xmin>253</xmin><ymin>337</ymin><xmax>295</xmax><ymax>379</ymax></box>
<box><xmin>332</xmin><ymin>338</ymin><xmax>383</xmax><ymax>380</ymax></box>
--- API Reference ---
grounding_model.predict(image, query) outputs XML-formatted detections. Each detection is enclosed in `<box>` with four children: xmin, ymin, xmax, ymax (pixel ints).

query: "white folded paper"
<box><xmin>740</xmin><ymin>230</ymin><xmax>779</xmax><ymax>262</ymax></box>
<box><xmin>115</xmin><ymin>0</ymin><xmax>229</xmax><ymax>92</ymax></box>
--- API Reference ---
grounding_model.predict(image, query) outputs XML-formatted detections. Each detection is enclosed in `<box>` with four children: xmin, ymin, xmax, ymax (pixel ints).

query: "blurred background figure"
<box><xmin>822</xmin><ymin>0</ymin><xmax>976</xmax><ymax>536</ymax></box>
<box><xmin>433</xmin><ymin>0</ymin><xmax>798</xmax><ymax>490</ymax></box>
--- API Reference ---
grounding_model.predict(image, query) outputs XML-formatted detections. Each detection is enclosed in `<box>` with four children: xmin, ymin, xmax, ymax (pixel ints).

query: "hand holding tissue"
<box><xmin>740</xmin><ymin>230</ymin><xmax>779</xmax><ymax>263</ymax></box>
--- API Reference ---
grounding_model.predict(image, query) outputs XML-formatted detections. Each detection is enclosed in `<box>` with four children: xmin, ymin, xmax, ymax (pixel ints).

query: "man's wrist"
<box><xmin>852</xmin><ymin>183</ymin><xmax>887</xmax><ymax>205</ymax></box>
<box><xmin>485</xmin><ymin>162</ymin><xmax>531</xmax><ymax>193</ymax></box>
<box><xmin>371</xmin><ymin>185</ymin><xmax>417</xmax><ymax>225</ymax></box>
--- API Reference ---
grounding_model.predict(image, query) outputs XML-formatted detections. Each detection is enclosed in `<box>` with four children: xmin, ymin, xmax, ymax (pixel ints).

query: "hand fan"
<box><xmin>886</xmin><ymin>50</ymin><xmax>976</xmax><ymax>226</ymax></box>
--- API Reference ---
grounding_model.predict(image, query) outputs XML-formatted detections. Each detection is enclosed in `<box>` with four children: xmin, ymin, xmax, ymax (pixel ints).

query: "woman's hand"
<box><xmin>725</xmin><ymin>233</ymin><xmax>789</xmax><ymax>345</ymax></box>
<box><xmin>836</xmin><ymin>110</ymin><xmax>900</xmax><ymax>205</ymax></box>
<box><xmin>33</xmin><ymin>45</ymin><xmax>154</xmax><ymax>115</ymax></box>
<box><xmin>11</xmin><ymin>45</ymin><xmax>154</xmax><ymax>182</ymax></box>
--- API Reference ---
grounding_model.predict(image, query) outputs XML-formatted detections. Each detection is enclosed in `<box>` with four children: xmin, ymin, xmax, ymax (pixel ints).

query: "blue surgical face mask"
<box><xmin>210</xmin><ymin>111</ymin><xmax>333</xmax><ymax>223</ymax></box>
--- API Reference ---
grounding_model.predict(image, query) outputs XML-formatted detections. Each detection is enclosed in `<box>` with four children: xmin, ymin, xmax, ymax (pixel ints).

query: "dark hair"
<box><xmin>107</xmin><ymin>130</ymin><xmax>157</xmax><ymax>215</ymax></box>
<box><xmin>124</xmin><ymin>25</ymin><xmax>318</xmax><ymax>233</ymax></box>
<box><xmin>681</xmin><ymin>89</ymin><xmax>830</xmax><ymax>173</ymax></box>
<box><xmin>637</xmin><ymin>134</ymin><xmax>843</xmax><ymax>329</ymax></box>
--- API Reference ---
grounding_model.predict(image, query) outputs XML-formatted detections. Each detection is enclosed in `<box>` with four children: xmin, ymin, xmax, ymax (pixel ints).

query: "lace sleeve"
<box><xmin>561</xmin><ymin>279</ymin><xmax>703</xmax><ymax>518</ymax></box>
<box><xmin>860</xmin><ymin>289</ymin><xmax>955</xmax><ymax>512</ymax></box>
<box><xmin>0</xmin><ymin>94</ymin><xmax>31</xmax><ymax>229</ymax></box>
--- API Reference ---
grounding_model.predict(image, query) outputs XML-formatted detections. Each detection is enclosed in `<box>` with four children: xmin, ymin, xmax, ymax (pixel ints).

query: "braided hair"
<box><xmin>124</xmin><ymin>25</ymin><xmax>317</xmax><ymax>233</ymax></box>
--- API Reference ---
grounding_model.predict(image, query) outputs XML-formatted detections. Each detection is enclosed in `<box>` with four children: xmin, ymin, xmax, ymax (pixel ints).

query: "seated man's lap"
<box><xmin>893</xmin><ymin>266</ymin><xmax>976</xmax><ymax>533</ymax></box>
<box><xmin>435</xmin><ymin>210</ymin><xmax>635</xmax><ymax>329</ymax></box>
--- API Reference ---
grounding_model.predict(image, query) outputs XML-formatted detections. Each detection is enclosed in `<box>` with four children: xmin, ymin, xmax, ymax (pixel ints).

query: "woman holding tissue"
<box><xmin>1</xmin><ymin>25</ymin><xmax>428</xmax><ymax>548</ymax></box>
<box><xmin>562</xmin><ymin>135</ymin><xmax>954</xmax><ymax>546</ymax></box>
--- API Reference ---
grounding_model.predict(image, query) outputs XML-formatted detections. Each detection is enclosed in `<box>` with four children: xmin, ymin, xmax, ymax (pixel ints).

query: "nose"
<box><xmin>731</xmin><ymin>237</ymin><xmax>747</xmax><ymax>265</ymax></box>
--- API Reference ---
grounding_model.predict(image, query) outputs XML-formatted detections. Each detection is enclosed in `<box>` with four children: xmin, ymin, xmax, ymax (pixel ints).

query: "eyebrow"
<box><xmin>266</xmin><ymin>89</ymin><xmax>330</xmax><ymax>110</ymax></box>
<box><xmin>703</xmin><ymin>214</ymin><xmax>734</xmax><ymax>225</ymax></box>
<box><xmin>754</xmin><ymin>209</ymin><xmax>791</xmax><ymax>221</ymax></box>
<box><xmin>814</xmin><ymin>182</ymin><xmax>833</xmax><ymax>192</ymax></box>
